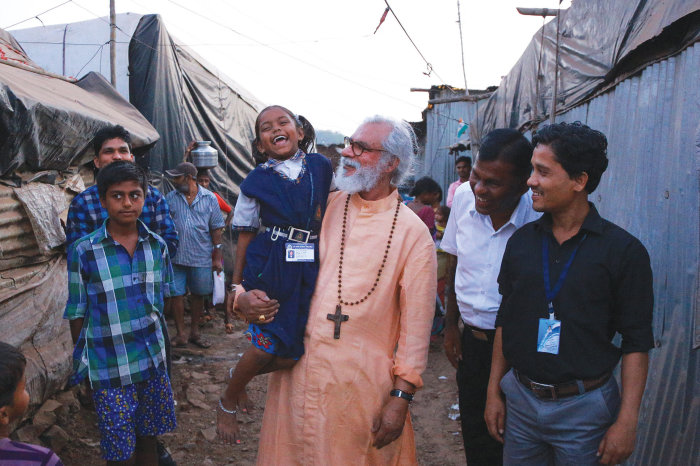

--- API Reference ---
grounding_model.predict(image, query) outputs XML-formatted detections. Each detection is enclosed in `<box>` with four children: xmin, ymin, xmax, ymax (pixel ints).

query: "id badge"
<box><xmin>537</xmin><ymin>318</ymin><xmax>561</xmax><ymax>354</ymax></box>
<box><xmin>285</xmin><ymin>243</ymin><xmax>314</xmax><ymax>262</ymax></box>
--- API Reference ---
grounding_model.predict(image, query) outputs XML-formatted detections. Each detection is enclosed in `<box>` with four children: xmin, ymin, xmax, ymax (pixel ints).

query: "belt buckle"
<box><xmin>270</xmin><ymin>226</ymin><xmax>283</xmax><ymax>241</ymax></box>
<box><xmin>288</xmin><ymin>227</ymin><xmax>310</xmax><ymax>243</ymax></box>
<box><xmin>530</xmin><ymin>380</ymin><xmax>557</xmax><ymax>400</ymax></box>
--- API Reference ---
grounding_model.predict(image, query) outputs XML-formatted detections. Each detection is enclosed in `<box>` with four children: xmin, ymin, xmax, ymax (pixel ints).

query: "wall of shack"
<box><xmin>506</xmin><ymin>43</ymin><xmax>700</xmax><ymax>464</ymax></box>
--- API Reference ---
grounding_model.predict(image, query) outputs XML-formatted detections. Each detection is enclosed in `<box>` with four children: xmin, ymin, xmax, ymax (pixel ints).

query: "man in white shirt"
<box><xmin>441</xmin><ymin>128</ymin><xmax>541</xmax><ymax>466</ymax></box>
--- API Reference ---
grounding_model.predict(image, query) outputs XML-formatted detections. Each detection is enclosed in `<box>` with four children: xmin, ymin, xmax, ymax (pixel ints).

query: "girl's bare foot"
<box><xmin>225</xmin><ymin>323</ymin><xmax>234</xmax><ymax>334</ymax></box>
<box><xmin>225</xmin><ymin>367</ymin><xmax>255</xmax><ymax>413</ymax></box>
<box><xmin>216</xmin><ymin>398</ymin><xmax>240</xmax><ymax>445</ymax></box>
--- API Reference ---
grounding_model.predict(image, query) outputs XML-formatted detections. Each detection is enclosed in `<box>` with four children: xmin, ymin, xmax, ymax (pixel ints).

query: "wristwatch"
<box><xmin>390</xmin><ymin>389</ymin><xmax>414</xmax><ymax>403</ymax></box>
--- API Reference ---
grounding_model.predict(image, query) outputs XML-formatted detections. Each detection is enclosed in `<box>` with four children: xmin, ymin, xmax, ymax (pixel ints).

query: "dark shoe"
<box><xmin>157</xmin><ymin>438</ymin><xmax>176</xmax><ymax>466</ymax></box>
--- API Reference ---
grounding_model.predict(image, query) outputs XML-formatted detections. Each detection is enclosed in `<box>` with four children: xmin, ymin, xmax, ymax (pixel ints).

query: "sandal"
<box><xmin>188</xmin><ymin>337</ymin><xmax>212</xmax><ymax>349</ymax></box>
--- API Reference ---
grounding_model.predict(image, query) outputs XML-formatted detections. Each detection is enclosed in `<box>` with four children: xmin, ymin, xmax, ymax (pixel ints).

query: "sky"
<box><xmin>5</xmin><ymin>0</ymin><xmax>571</xmax><ymax>135</ymax></box>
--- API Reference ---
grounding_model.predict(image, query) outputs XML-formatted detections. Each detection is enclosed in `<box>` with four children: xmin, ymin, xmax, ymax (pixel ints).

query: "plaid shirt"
<box><xmin>65</xmin><ymin>184</ymin><xmax>179</xmax><ymax>257</ymax></box>
<box><xmin>64</xmin><ymin>220</ymin><xmax>175</xmax><ymax>389</ymax></box>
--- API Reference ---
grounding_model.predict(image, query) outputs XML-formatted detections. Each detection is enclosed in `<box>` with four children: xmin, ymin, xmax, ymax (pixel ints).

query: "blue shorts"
<box><xmin>172</xmin><ymin>264</ymin><xmax>213</xmax><ymax>296</ymax></box>
<box><xmin>92</xmin><ymin>370</ymin><xmax>177</xmax><ymax>462</ymax></box>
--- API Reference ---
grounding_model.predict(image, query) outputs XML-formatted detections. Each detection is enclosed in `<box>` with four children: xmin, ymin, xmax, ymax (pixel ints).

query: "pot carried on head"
<box><xmin>192</xmin><ymin>141</ymin><xmax>218</xmax><ymax>168</ymax></box>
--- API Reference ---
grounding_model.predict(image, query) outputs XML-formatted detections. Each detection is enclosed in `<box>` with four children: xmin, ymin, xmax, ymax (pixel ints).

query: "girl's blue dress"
<box><xmin>239</xmin><ymin>153</ymin><xmax>333</xmax><ymax>359</ymax></box>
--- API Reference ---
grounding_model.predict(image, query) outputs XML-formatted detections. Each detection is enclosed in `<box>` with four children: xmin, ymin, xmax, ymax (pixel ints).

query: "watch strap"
<box><xmin>390</xmin><ymin>389</ymin><xmax>414</xmax><ymax>402</ymax></box>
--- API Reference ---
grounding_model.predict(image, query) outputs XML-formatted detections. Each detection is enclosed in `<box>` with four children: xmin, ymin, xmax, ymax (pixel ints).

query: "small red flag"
<box><xmin>374</xmin><ymin>7</ymin><xmax>390</xmax><ymax>34</ymax></box>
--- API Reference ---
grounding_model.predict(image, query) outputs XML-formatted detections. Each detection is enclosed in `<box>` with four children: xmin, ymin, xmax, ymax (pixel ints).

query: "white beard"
<box><xmin>334</xmin><ymin>157</ymin><xmax>388</xmax><ymax>194</ymax></box>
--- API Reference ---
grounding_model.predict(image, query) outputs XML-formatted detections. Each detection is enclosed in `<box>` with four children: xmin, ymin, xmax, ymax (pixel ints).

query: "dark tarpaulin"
<box><xmin>0</xmin><ymin>29</ymin><xmax>159</xmax><ymax>175</ymax></box>
<box><xmin>471</xmin><ymin>0</ymin><xmax>700</xmax><ymax>143</ymax></box>
<box><xmin>128</xmin><ymin>14</ymin><xmax>262</xmax><ymax>204</ymax></box>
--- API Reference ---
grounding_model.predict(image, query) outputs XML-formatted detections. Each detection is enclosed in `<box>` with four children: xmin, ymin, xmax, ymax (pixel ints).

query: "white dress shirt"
<box><xmin>440</xmin><ymin>183</ymin><xmax>541</xmax><ymax>329</ymax></box>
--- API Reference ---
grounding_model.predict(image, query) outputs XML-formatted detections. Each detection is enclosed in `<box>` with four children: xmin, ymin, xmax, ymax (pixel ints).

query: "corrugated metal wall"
<box><xmin>420</xmin><ymin>93</ymin><xmax>485</xmax><ymax>198</ymax></box>
<box><xmin>548</xmin><ymin>43</ymin><xmax>699</xmax><ymax>464</ymax></box>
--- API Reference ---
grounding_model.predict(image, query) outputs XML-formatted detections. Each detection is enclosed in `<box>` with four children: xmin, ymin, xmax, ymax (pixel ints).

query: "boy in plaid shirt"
<box><xmin>64</xmin><ymin>161</ymin><xmax>176</xmax><ymax>464</ymax></box>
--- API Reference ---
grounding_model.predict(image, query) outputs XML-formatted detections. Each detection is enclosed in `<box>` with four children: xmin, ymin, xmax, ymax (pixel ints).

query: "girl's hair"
<box><xmin>0</xmin><ymin>342</ymin><xmax>26</xmax><ymax>408</ymax></box>
<box><xmin>436</xmin><ymin>205</ymin><xmax>451</xmax><ymax>220</ymax></box>
<box><xmin>252</xmin><ymin>105</ymin><xmax>316</xmax><ymax>164</ymax></box>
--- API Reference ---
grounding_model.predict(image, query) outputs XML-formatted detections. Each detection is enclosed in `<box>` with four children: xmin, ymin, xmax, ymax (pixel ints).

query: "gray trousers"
<box><xmin>501</xmin><ymin>369</ymin><xmax>621</xmax><ymax>466</ymax></box>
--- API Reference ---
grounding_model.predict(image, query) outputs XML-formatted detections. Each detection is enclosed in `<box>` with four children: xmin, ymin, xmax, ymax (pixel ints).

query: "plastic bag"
<box><xmin>212</xmin><ymin>271</ymin><xmax>225</xmax><ymax>306</ymax></box>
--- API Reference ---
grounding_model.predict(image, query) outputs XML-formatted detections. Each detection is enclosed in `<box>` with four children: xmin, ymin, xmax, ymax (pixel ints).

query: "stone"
<box><xmin>200</xmin><ymin>426</ymin><xmax>217</xmax><ymax>442</ymax></box>
<box><xmin>202</xmin><ymin>384</ymin><xmax>220</xmax><ymax>393</ymax></box>
<box><xmin>38</xmin><ymin>399</ymin><xmax>62</xmax><ymax>413</ymax></box>
<box><xmin>32</xmin><ymin>410</ymin><xmax>57</xmax><ymax>433</ymax></box>
<box><xmin>190</xmin><ymin>371</ymin><xmax>209</xmax><ymax>380</ymax></box>
<box><xmin>40</xmin><ymin>425</ymin><xmax>70</xmax><ymax>453</ymax></box>
<box><xmin>55</xmin><ymin>390</ymin><xmax>80</xmax><ymax>413</ymax></box>
<box><xmin>14</xmin><ymin>424</ymin><xmax>43</xmax><ymax>444</ymax></box>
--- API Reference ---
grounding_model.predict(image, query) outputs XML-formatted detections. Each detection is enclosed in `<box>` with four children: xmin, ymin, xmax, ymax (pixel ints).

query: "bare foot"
<box><xmin>171</xmin><ymin>336</ymin><xmax>187</xmax><ymax>348</ymax></box>
<box><xmin>216</xmin><ymin>399</ymin><xmax>240</xmax><ymax>445</ymax></box>
<box><xmin>225</xmin><ymin>323</ymin><xmax>234</xmax><ymax>334</ymax></box>
<box><xmin>225</xmin><ymin>368</ymin><xmax>255</xmax><ymax>413</ymax></box>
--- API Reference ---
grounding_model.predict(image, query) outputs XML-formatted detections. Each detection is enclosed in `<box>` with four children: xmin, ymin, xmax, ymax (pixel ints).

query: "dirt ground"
<box><xmin>55</xmin><ymin>311</ymin><xmax>466</xmax><ymax>465</ymax></box>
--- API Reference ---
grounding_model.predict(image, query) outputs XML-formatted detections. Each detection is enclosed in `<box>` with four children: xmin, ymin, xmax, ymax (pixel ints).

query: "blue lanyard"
<box><xmin>542</xmin><ymin>233</ymin><xmax>587</xmax><ymax>319</ymax></box>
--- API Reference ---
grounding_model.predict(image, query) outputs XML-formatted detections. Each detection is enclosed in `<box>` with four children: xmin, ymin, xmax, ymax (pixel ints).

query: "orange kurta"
<box><xmin>257</xmin><ymin>190</ymin><xmax>437</xmax><ymax>465</ymax></box>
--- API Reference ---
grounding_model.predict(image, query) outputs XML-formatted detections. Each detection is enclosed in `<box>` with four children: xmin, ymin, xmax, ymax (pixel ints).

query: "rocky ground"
<box><xmin>14</xmin><ymin>311</ymin><xmax>466</xmax><ymax>465</ymax></box>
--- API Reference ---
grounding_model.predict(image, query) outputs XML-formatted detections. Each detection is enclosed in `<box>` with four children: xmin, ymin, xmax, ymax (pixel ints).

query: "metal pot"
<box><xmin>191</xmin><ymin>141</ymin><xmax>218</xmax><ymax>169</ymax></box>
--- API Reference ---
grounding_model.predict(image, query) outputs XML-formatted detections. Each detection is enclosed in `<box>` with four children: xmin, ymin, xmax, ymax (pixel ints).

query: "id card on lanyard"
<box><xmin>538</xmin><ymin>233</ymin><xmax>587</xmax><ymax>354</ymax></box>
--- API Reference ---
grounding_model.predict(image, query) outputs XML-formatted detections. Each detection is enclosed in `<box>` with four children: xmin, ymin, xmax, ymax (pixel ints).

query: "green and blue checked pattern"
<box><xmin>64</xmin><ymin>220</ymin><xmax>174</xmax><ymax>390</ymax></box>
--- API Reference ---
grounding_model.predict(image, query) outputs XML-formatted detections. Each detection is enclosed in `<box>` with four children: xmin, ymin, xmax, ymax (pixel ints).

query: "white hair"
<box><xmin>361</xmin><ymin>115</ymin><xmax>416</xmax><ymax>186</ymax></box>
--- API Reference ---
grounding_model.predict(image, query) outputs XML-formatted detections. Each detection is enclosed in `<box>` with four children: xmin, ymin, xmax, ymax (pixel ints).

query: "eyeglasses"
<box><xmin>344</xmin><ymin>137</ymin><xmax>388</xmax><ymax>157</ymax></box>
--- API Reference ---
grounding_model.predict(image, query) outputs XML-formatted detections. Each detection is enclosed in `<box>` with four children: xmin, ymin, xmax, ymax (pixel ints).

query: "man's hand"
<box><xmin>371</xmin><ymin>397</ymin><xmax>409</xmax><ymax>449</ymax></box>
<box><xmin>597</xmin><ymin>419</ymin><xmax>637</xmax><ymax>465</ymax></box>
<box><xmin>484</xmin><ymin>390</ymin><xmax>506</xmax><ymax>444</ymax></box>
<box><xmin>212</xmin><ymin>250</ymin><xmax>223</xmax><ymax>273</ymax></box>
<box><xmin>237</xmin><ymin>290</ymin><xmax>279</xmax><ymax>323</ymax></box>
<box><xmin>443</xmin><ymin>325</ymin><xmax>462</xmax><ymax>369</ymax></box>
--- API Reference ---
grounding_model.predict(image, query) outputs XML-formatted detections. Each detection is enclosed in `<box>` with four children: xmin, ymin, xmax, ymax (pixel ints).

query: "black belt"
<box><xmin>513</xmin><ymin>369</ymin><xmax>611</xmax><ymax>401</ymax></box>
<box><xmin>266</xmin><ymin>226</ymin><xmax>317</xmax><ymax>243</ymax></box>
<box><xmin>465</xmin><ymin>324</ymin><xmax>495</xmax><ymax>342</ymax></box>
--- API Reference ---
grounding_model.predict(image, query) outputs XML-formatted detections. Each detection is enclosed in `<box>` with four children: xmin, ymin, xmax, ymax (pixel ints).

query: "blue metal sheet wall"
<box><xmin>421</xmin><ymin>96</ymin><xmax>484</xmax><ymax>199</ymax></box>
<box><xmin>553</xmin><ymin>43</ymin><xmax>699</xmax><ymax>465</ymax></box>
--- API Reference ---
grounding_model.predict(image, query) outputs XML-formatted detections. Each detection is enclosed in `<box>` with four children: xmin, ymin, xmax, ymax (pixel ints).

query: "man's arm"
<box><xmin>597</xmin><ymin>352</ymin><xmax>649</xmax><ymax>465</ymax></box>
<box><xmin>373</xmin><ymin>230</ymin><xmax>437</xmax><ymax>449</ymax></box>
<box><xmin>484</xmin><ymin>327</ymin><xmax>509</xmax><ymax>444</ymax></box>
<box><xmin>443</xmin><ymin>253</ymin><xmax>462</xmax><ymax>368</ymax></box>
<box><xmin>211</xmin><ymin>227</ymin><xmax>224</xmax><ymax>273</ymax></box>
<box><xmin>69</xmin><ymin>319</ymin><xmax>84</xmax><ymax>344</ymax></box>
<box><xmin>150</xmin><ymin>188</ymin><xmax>179</xmax><ymax>257</ymax></box>
<box><xmin>65</xmin><ymin>192</ymin><xmax>92</xmax><ymax>247</ymax></box>
<box><xmin>371</xmin><ymin>376</ymin><xmax>416</xmax><ymax>449</ymax></box>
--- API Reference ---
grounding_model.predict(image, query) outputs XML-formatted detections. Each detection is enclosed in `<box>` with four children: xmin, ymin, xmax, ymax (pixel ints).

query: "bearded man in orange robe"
<box><xmin>229</xmin><ymin>115</ymin><xmax>437</xmax><ymax>465</ymax></box>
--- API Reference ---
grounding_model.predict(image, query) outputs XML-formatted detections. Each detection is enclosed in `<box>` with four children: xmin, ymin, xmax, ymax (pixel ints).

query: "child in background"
<box><xmin>64</xmin><ymin>161</ymin><xmax>176</xmax><ymax>465</ymax></box>
<box><xmin>433</xmin><ymin>205</ymin><xmax>451</xmax><ymax>337</ymax></box>
<box><xmin>0</xmin><ymin>341</ymin><xmax>63</xmax><ymax>465</ymax></box>
<box><xmin>217</xmin><ymin>105</ymin><xmax>333</xmax><ymax>444</ymax></box>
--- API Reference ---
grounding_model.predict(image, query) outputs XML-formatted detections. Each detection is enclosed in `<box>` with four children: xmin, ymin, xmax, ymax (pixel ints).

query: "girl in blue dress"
<box><xmin>217</xmin><ymin>105</ymin><xmax>333</xmax><ymax>444</ymax></box>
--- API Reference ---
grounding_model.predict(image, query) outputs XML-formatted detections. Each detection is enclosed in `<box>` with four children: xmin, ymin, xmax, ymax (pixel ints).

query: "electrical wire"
<box><xmin>3</xmin><ymin>0</ymin><xmax>73</xmax><ymax>29</ymax></box>
<box><xmin>382</xmin><ymin>0</ymin><xmax>449</xmax><ymax>86</ymax></box>
<box><xmin>47</xmin><ymin>0</ymin><xmax>466</xmax><ymax>127</ymax></box>
<box><xmin>75</xmin><ymin>41</ymin><xmax>108</xmax><ymax>76</ymax></box>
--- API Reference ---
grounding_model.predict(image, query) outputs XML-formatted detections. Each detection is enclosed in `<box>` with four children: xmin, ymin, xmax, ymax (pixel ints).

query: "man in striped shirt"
<box><xmin>165</xmin><ymin>162</ymin><xmax>225</xmax><ymax>349</ymax></box>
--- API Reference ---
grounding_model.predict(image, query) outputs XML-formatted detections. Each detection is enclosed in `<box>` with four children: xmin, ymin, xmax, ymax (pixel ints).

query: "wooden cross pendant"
<box><xmin>327</xmin><ymin>304</ymin><xmax>349</xmax><ymax>339</ymax></box>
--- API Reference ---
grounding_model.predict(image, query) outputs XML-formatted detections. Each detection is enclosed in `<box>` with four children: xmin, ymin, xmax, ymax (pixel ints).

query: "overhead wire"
<box><xmin>382</xmin><ymin>0</ymin><xmax>450</xmax><ymax>88</ymax></box>
<box><xmin>3</xmin><ymin>0</ymin><xmax>74</xmax><ymax>30</ymax></box>
<box><xmin>161</xmin><ymin>0</ymin><xmax>463</xmax><ymax>124</ymax></box>
<box><xmin>17</xmin><ymin>0</ymin><xmax>464</xmax><ymax>128</ymax></box>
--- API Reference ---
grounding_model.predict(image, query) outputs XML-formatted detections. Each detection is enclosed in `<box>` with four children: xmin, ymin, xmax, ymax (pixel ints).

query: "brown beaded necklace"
<box><xmin>326</xmin><ymin>193</ymin><xmax>401</xmax><ymax>339</ymax></box>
